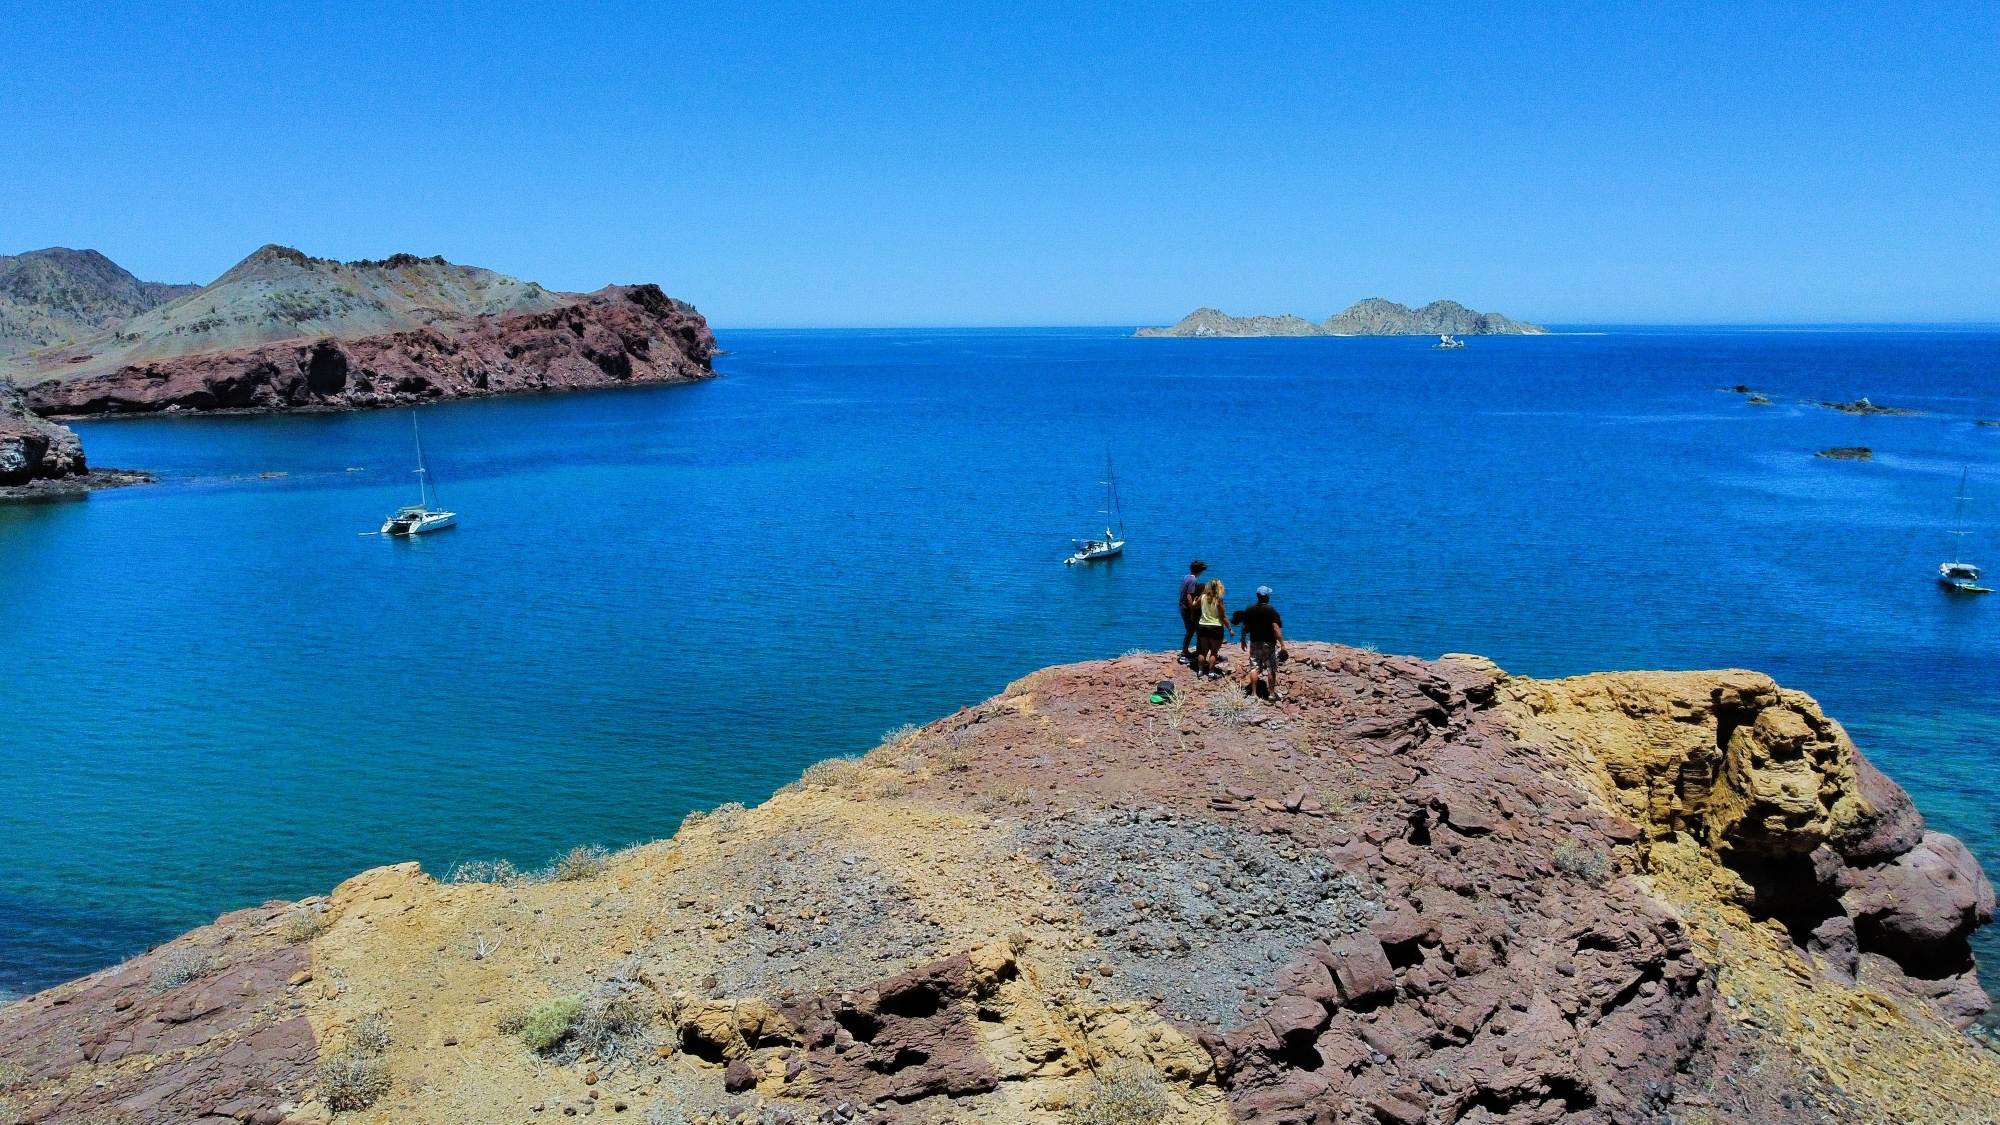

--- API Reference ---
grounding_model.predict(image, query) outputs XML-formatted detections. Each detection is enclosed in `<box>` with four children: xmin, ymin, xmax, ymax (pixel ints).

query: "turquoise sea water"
<box><xmin>2</xmin><ymin>328</ymin><xmax>1996</xmax><ymax>1002</ymax></box>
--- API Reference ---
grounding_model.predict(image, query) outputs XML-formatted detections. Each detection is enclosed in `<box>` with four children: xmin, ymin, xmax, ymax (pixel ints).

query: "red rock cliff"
<box><xmin>23</xmin><ymin>285</ymin><xmax>716</xmax><ymax>417</ymax></box>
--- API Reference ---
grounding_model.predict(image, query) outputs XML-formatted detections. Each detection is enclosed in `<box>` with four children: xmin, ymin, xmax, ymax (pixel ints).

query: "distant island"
<box><xmin>1137</xmin><ymin>298</ymin><xmax>1546</xmax><ymax>338</ymax></box>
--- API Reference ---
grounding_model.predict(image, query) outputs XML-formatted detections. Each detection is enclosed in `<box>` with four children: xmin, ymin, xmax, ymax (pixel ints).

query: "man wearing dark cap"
<box><xmin>1178</xmin><ymin>560</ymin><xmax>1208</xmax><ymax>663</ymax></box>
<box><xmin>1234</xmin><ymin>586</ymin><xmax>1286</xmax><ymax>699</ymax></box>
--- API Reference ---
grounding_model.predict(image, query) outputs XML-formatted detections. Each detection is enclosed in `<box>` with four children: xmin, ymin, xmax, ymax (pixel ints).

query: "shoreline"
<box><xmin>0</xmin><ymin>468</ymin><xmax>157</xmax><ymax>503</ymax></box>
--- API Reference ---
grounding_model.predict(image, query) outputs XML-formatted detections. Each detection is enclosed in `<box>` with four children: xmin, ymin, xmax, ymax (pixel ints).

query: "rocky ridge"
<box><xmin>0</xmin><ymin>248</ymin><xmax>198</xmax><ymax>360</ymax></box>
<box><xmin>22</xmin><ymin>283</ymin><xmax>717</xmax><ymax>418</ymax></box>
<box><xmin>3</xmin><ymin>646</ymin><xmax>1995</xmax><ymax>1125</ymax></box>
<box><xmin>1137</xmin><ymin>301</ymin><xmax>1545</xmax><ymax>338</ymax></box>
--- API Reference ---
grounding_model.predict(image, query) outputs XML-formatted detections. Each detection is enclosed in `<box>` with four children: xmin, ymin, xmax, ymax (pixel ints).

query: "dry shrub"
<box><xmin>1068</xmin><ymin>1067</ymin><xmax>1170</xmax><ymax>1125</ymax></box>
<box><xmin>803</xmin><ymin>756</ymin><xmax>866</xmax><ymax>789</ymax></box>
<box><xmin>316</xmin><ymin>1051</ymin><xmax>391</xmax><ymax>1111</ymax></box>
<box><xmin>348</xmin><ymin>1011</ymin><xmax>392</xmax><ymax>1055</ymax></box>
<box><xmin>149</xmin><ymin>948</ymin><xmax>211</xmax><ymax>993</ymax></box>
<box><xmin>447</xmin><ymin>858</ymin><xmax>526</xmax><ymax>885</ymax></box>
<box><xmin>1553</xmin><ymin>838</ymin><xmax>1613</xmax><ymax>883</ymax></box>
<box><xmin>553</xmin><ymin>844</ymin><xmax>611</xmax><ymax>882</ymax></box>
<box><xmin>278</xmin><ymin>906</ymin><xmax>331</xmax><ymax>943</ymax></box>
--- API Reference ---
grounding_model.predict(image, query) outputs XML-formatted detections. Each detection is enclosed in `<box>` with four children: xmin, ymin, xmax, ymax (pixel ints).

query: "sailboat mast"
<box><xmin>1951</xmin><ymin>467</ymin><xmax>1971</xmax><ymax>564</ymax></box>
<box><xmin>1107</xmin><ymin>450</ymin><xmax>1124</xmax><ymax>538</ymax></box>
<box><xmin>411</xmin><ymin>412</ymin><xmax>432</xmax><ymax>509</ymax></box>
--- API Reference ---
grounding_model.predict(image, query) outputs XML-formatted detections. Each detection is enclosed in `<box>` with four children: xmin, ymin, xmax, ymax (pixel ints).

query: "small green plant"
<box><xmin>1553</xmin><ymin>838</ymin><xmax>1613</xmax><ymax>883</ymax></box>
<box><xmin>881</xmin><ymin>722</ymin><xmax>922</xmax><ymax>746</ymax></box>
<box><xmin>315</xmin><ymin>1051</ymin><xmax>391</xmax><ymax>1111</ymax></box>
<box><xmin>518</xmin><ymin>996</ymin><xmax>586</xmax><ymax>1053</ymax></box>
<box><xmin>515</xmin><ymin>990</ymin><xmax>646</xmax><ymax>1062</ymax></box>
<box><xmin>149</xmin><ymin>948</ymin><xmax>211</xmax><ymax>993</ymax></box>
<box><xmin>1067</xmin><ymin>1067</ymin><xmax>1170</xmax><ymax>1125</ymax></box>
<box><xmin>278</xmin><ymin>906</ymin><xmax>331</xmax><ymax>943</ymax></box>
<box><xmin>552</xmin><ymin>845</ymin><xmax>612</xmax><ymax>882</ymax></box>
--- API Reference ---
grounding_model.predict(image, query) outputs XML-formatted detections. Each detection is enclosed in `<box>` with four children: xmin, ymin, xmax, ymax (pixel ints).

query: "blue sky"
<box><xmin>2</xmin><ymin>1</ymin><xmax>1995</xmax><ymax>326</ymax></box>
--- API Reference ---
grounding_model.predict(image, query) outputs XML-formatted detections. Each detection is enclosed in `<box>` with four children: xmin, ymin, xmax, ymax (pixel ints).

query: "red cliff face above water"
<box><xmin>23</xmin><ymin>284</ymin><xmax>717</xmax><ymax>417</ymax></box>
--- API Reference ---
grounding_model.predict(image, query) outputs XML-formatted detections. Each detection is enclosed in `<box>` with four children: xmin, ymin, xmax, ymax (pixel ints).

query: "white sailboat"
<box><xmin>380</xmin><ymin>412</ymin><xmax>457</xmax><ymax>536</ymax></box>
<box><xmin>1066</xmin><ymin>451</ymin><xmax>1126</xmax><ymax>564</ymax></box>
<box><xmin>1433</xmin><ymin>334</ymin><xmax>1466</xmax><ymax>349</ymax></box>
<box><xmin>1939</xmin><ymin>467</ymin><xmax>1989</xmax><ymax>593</ymax></box>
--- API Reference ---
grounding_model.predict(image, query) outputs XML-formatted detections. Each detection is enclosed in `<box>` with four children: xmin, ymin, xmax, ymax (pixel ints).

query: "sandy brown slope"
<box><xmin>2</xmin><ymin>646</ymin><xmax>1995</xmax><ymax>1125</ymax></box>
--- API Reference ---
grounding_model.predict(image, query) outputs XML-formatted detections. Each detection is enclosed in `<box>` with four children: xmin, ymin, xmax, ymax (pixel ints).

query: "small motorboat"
<box><xmin>1433</xmin><ymin>334</ymin><xmax>1466</xmax><ymax>349</ymax></box>
<box><xmin>1065</xmin><ymin>450</ymin><xmax>1126</xmax><ymax>565</ymax></box>
<box><xmin>1938</xmin><ymin>469</ymin><xmax>1987</xmax><ymax>592</ymax></box>
<box><xmin>380</xmin><ymin>412</ymin><xmax>456</xmax><ymax>537</ymax></box>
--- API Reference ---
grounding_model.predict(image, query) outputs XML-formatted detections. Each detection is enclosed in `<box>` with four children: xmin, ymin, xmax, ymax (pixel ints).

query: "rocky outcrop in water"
<box><xmin>0</xmin><ymin>248</ymin><xmax>198</xmax><ymax>360</ymax></box>
<box><xmin>1138</xmin><ymin>300</ymin><xmax>1545</xmax><ymax>338</ymax></box>
<box><xmin>0</xmin><ymin>380</ymin><xmax>86</xmax><ymax>485</ymax></box>
<box><xmin>23</xmin><ymin>284</ymin><xmax>717</xmax><ymax>417</ymax></box>
<box><xmin>3</xmin><ymin>647</ymin><xmax>1994</xmax><ymax>1125</ymax></box>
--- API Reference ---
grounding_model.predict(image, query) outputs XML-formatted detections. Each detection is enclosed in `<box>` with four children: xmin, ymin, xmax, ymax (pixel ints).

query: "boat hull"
<box><xmin>1941</xmin><ymin>578</ymin><xmax>1992</xmax><ymax>594</ymax></box>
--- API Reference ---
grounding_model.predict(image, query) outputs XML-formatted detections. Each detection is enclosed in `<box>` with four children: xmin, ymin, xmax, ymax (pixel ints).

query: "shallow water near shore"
<box><xmin>2</xmin><ymin>327</ymin><xmax>1997</xmax><ymax>1003</ymax></box>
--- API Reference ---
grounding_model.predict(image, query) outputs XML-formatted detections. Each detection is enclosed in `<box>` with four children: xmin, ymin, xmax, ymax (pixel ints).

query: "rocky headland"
<box><xmin>1138</xmin><ymin>301</ymin><xmax>1545</xmax><ymax>338</ymax></box>
<box><xmin>3</xmin><ymin>646</ymin><xmax>1996</xmax><ymax>1125</ymax></box>
<box><xmin>4</xmin><ymin>245</ymin><xmax>718</xmax><ymax>419</ymax></box>
<box><xmin>0</xmin><ymin>380</ymin><xmax>154</xmax><ymax>499</ymax></box>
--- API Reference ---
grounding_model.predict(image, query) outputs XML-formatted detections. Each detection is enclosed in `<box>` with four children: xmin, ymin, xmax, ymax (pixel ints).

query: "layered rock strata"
<box><xmin>23</xmin><ymin>285</ymin><xmax>716</xmax><ymax>418</ymax></box>
<box><xmin>2</xmin><ymin>647</ymin><xmax>1995</xmax><ymax>1125</ymax></box>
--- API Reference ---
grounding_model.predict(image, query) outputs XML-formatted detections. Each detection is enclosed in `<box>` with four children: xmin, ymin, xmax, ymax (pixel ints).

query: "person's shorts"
<box><xmin>1251</xmin><ymin>640</ymin><xmax>1279</xmax><ymax>672</ymax></box>
<box><xmin>1196</xmin><ymin>624</ymin><xmax>1225</xmax><ymax>643</ymax></box>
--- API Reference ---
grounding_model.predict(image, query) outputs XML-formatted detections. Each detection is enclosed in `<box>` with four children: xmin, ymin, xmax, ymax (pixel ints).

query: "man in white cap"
<box><xmin>1233</xmin><ymin>586</ymin><xmax>1286</xmax><ymax>699</ymax></box>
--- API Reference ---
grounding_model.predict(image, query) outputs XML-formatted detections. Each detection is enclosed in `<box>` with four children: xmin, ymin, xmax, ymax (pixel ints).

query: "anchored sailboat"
<box><xmin>1433</xmin><ymin>334</ymin><xmax>1466</xmax><ymax>349</ymax></box>
<box><xmin>1939</xmin><ymin>467</ymin><xmax>1988</xmax><ymax>593</ymax></box>
<box><xmin>380</xmin><ymin>412</ymin><xmax>457</xmax><ymax>537</ymax></box>
<box><xmin>1066</xmin><ymin>451</ymin><xmax>1126</xmax><ymax>565</ymax></box>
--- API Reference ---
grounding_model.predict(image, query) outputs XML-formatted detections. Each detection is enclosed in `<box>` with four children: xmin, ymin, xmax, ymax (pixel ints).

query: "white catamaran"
<box><xmin>1433</xmin><ymin>334</ymin><xmax>1466</xmax><ymax>349</ymax></box>
<box><xmin>1939</xmin><ymin>467</ymin><xmax>1989</xmax><ymax>593</ymax></box>
<box><xmin>1066</xmin><ymin>451</ymin><xmax>1126</xmax><ymax>564</ymax></box>
<box><xmin>380</xmin><ymin>412</ymin><xmax>457</xmax><ymax>537</ymax></box>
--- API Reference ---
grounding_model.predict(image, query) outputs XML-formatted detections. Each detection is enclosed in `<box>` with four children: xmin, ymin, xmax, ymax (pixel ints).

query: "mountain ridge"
<box><xmin>0</xmin><ymin>248</ymin><xmax>199</xmax><ymax>360</ymax></box>
<box><xmin>3</xmin><ymin>244</ymin><xmax>577</xmax><ymax>385</ymax></box>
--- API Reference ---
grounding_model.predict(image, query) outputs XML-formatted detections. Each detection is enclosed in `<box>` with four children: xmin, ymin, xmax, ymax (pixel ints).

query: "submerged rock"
<box><xmin>3</xmin><ymin>646</ymin><xmax>1996</xmax><ymax>1124</ymax></box>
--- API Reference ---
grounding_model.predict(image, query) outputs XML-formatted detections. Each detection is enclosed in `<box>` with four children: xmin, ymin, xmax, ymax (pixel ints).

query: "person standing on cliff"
<box><xmin>1178</xmin><ymin>560</ymin><xmax>1208</xmax><ymax>663</ymax></box>
<box><xmin>1233</xmin><ymin>586</ymin><xmax>1286</xmax><ymax>699</ymax></box>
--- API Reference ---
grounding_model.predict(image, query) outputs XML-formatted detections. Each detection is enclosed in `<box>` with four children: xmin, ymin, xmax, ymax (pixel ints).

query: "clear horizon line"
<box><xmin>704</xmin><ymin>320</ymin><xmax>2000</xmax><ymax>332</ymax></box>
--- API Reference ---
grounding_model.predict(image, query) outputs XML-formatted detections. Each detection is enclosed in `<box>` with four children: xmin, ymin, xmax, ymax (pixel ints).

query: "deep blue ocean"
<box><xmin>2</xmin><ymin>328</ymin><xmax>1996</xmax><ymax>1003</ymax></box>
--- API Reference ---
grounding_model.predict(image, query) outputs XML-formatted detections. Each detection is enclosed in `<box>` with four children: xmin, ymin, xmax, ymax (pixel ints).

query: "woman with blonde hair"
<box><xmin>1194</xmin><ymin>579</ymin><xmax>1230</xmax><ymax>679</ymax></box>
